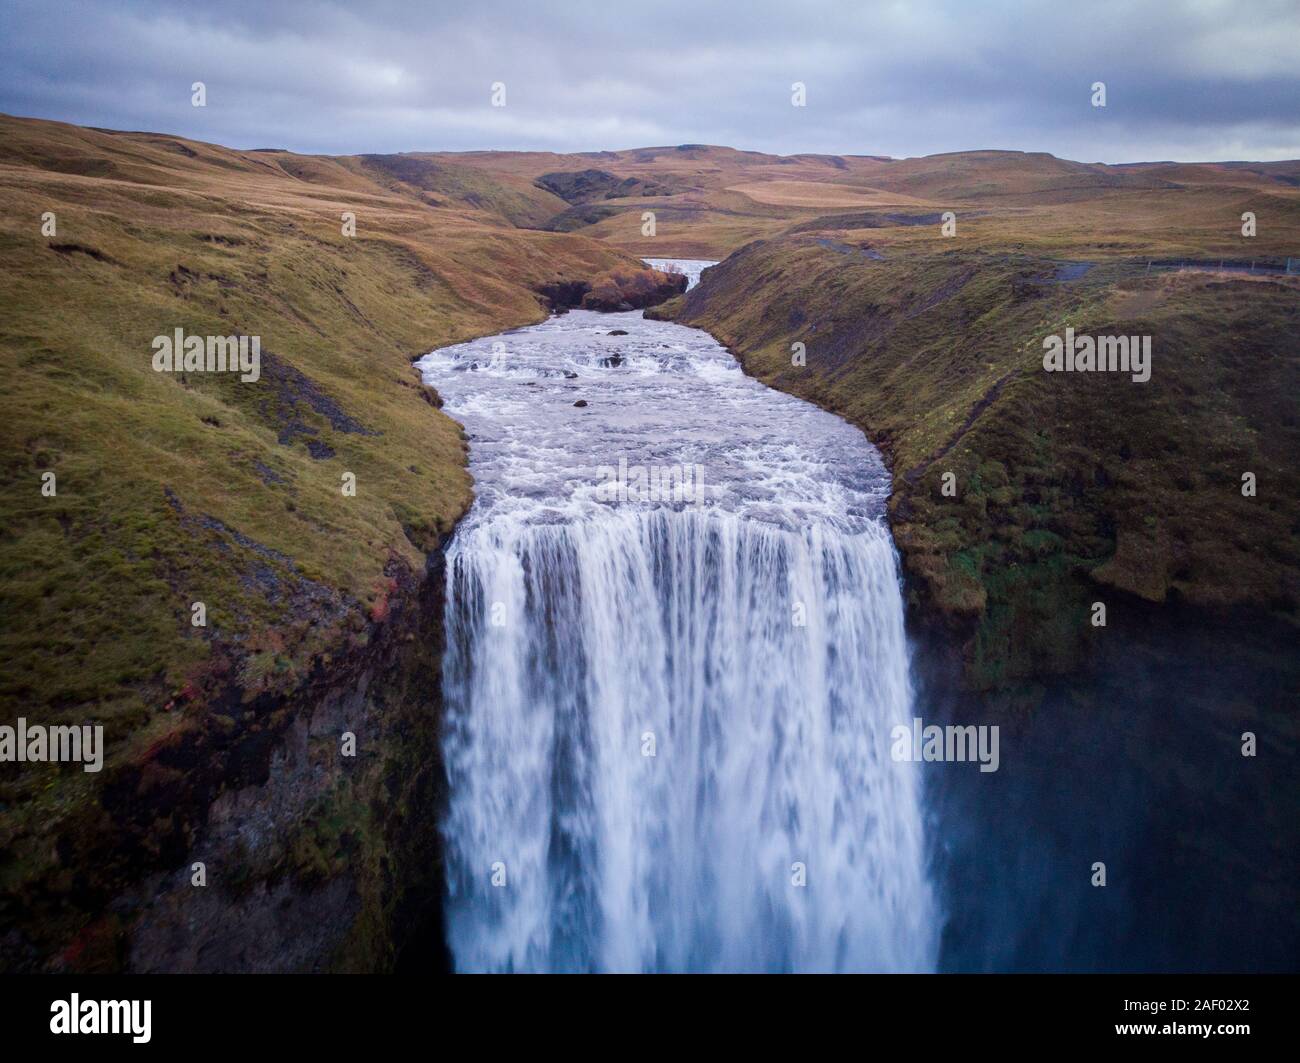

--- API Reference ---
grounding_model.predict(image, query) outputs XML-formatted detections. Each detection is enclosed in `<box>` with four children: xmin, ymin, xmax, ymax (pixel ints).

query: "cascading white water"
<box><xmin>417</xmin><ymin>259</ymin><xmax>936</xmax><ymax>972</ymax></box>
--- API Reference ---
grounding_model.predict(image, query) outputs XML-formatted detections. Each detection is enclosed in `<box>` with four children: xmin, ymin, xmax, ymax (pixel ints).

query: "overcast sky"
<box><xmin>2</xmin><ymin>0</ymin><xmax>1298</xmax><ymax>162</ymax></box>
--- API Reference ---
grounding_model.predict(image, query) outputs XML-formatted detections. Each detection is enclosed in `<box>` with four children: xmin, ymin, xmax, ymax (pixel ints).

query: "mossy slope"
<box><xmin>657</xmin><ymin>240</ymin><xmax>1299</xmax><ymax>693</ymax></box>
<box><xmin>0</xmin><ymin>113</ymin><xmax>662</xmax><ymax>968</ymax></box>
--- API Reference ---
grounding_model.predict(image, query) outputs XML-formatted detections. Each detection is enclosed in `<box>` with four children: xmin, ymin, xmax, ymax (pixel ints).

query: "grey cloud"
<box><xmin>1</xmin><ymin>0</ymin><xmax>1297</xmax><ymax>161</ymax></box>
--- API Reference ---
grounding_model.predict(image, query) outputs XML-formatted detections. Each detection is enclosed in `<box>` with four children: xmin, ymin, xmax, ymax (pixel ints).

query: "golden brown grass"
<box><xmin>0</xmin><ymin>113</ymin><xmax>653</xmax><ymax>802</ymax></box>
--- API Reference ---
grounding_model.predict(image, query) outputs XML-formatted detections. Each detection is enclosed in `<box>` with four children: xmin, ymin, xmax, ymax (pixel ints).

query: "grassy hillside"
<box><xmin>656</xmin><ymin>237</ymin><xmax>1300</xmax><ymax>696</ymax></box>
<box><xmin>3</xmin><ymin>113</ymin><xmax>1296</xmax><ymax>766</ymax></box>
<box><xmin>426</xmin><ymin>143</ymin><xmax>1300</xmax><ymax>260</ymax></box>
<box><xmin>0</xmin><ymin>114</ymin><xmax>677</xmax><ymax>962</ymax></box>
<box><xmin>2</xmin><ymin>112</ymin><xmax>1297</xmax><ymax>964</ymax></box>
<box><xmin>637</xmin><ymin>143</ymin><xmax>1300</xmax><ymax>697</ymax></box>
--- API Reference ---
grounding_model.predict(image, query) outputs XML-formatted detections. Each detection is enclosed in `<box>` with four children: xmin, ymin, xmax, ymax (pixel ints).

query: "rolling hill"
<box><xmin>1</xmin><ymin>111</ymin><xmax>1296</xmax><ymax>971</ymax></box>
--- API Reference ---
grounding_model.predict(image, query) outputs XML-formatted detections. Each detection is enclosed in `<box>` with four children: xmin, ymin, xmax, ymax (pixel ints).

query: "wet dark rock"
<box><xmin>580</xmin><ymin>269</ymin><xmax>687</xmax><ymax>312</ymax></box>
<box><xmin>534</xmin><ymin>279</ymin><xmax>591</xmax><ymax>310</ymax></box>
<box><xmin>48</xmin><ymin>242</ymin><xmax>114</xmax><ymax>263</ymax></box>
<box><xmin>252</xmin><ymin>460</ymin><xmax>286</xmax><ymax>486</ymax></box>
<box><xmin>537</xmin><ymin>269</ymin><xmax>687</xmax><ymax>314</ymax></box>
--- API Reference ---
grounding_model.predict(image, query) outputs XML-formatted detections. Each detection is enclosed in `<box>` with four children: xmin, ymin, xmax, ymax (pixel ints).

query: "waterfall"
<box><xmin>419</xmin><ymin>259</ymin><xmax>936</xmax><ymax>972</ymax></box>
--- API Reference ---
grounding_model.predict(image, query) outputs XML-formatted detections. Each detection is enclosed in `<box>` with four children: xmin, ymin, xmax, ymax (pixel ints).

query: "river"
<box><xmin>416</xmin><ymin>259</ymin><xmax>936</xmax><ymax>972</ymax></box>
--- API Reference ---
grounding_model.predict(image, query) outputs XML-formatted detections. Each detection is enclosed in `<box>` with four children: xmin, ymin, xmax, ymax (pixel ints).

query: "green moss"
<box><xmin>668</xmin><ymin>239</ymin><xmax>1300</xmax><ymax>691</ymax></box>
<box><xmin>0</xmin><ymin>116</ymin><xmax>661</xmax><ymax>956</ymax></box>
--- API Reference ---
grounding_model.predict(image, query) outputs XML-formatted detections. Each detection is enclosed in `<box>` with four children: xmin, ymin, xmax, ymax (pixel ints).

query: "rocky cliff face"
<box><xmin>3</xmin><ymin>550</ymin><xmax>451</xmax><ymax>973</ymax></box>
<box><xmin>536</xmin><ymin>266</ymin><xmax>688</xmax><ymax>313</ymax></box>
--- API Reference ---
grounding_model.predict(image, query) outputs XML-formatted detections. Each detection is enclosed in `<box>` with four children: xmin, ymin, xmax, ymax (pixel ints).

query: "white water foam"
<box><xmin>417</xmin><ymin>259</ymin><xmax>936</xmax><ymax>971</ymax></box>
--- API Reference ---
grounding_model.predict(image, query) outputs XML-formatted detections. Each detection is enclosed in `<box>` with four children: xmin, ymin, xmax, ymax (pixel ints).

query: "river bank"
<box><xmin>649</xmin><ymin>243</ymin><xmax>1300</xmax><ymax>971</ymax></box>
<box><xmin>0</xmin><ymin>114</ymin><xmax>693</xmax><ymax>971</ymax></box>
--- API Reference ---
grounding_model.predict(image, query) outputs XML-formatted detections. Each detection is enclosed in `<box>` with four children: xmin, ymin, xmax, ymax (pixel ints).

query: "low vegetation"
<box><xmin>0</xmin><ymin>114</ymin><xmax>670</xmax><ymax>964</ymax></box>
<box><xmin>656</xmin><ymin>240</ymin><xmax>1300</xmax><ymax>694</ymax></box>
<box><xmin>2</xmin><ymin>113</ymin><xmax>1296</xmax><ymax>964</ymax></box>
